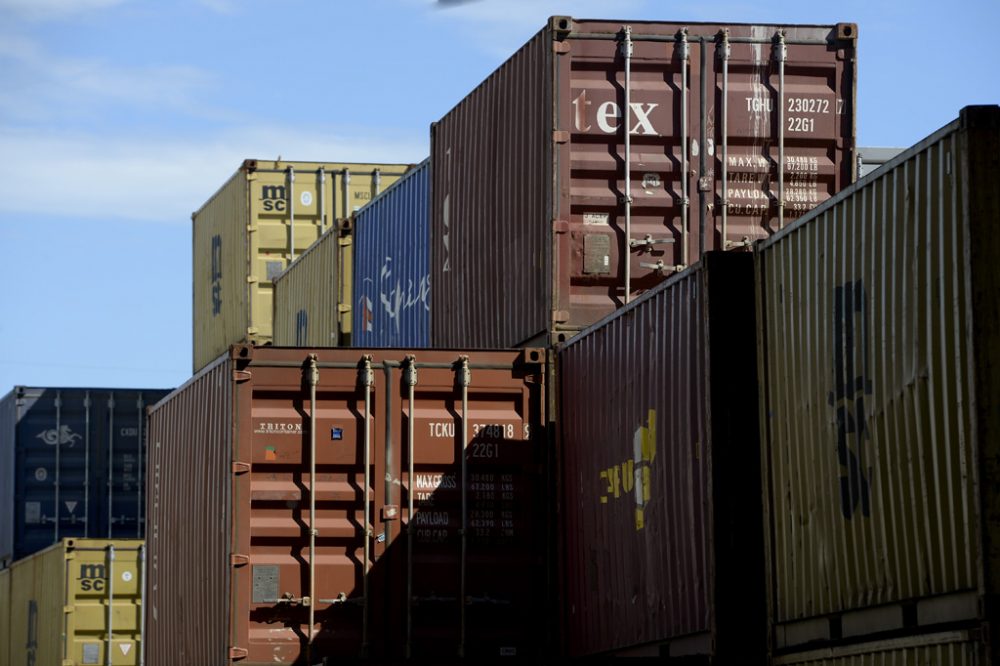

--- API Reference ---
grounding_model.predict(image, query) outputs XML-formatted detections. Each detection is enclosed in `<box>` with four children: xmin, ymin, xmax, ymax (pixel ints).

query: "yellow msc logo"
<box><xmin>599</xmin><ymin>409</ymin><xmax>656</xmax><ymax>530</ymax></box>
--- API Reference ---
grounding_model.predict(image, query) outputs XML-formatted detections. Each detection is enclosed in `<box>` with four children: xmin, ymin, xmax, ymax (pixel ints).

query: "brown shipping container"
<box><xmin>559</xmin><ymin>252</ymin><xmax>763</xmax><ymax>659</ymax></box>
<box><xmin>146</xmin><ymin>345</ymin><xmax>549</xmax><ymax>664</ymax></box>
<box><xmin>432</xmin><ymin>17</ymin><xmax>856</xmax><ymax>348</ymax></box>
<box><xmin>755</xmin><ymin>105</ymin><xmax>1000</xmax><ymax>660</ymax></box>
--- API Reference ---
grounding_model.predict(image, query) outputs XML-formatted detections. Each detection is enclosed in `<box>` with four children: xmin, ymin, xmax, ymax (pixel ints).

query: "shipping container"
<box><xmin>354</xmin><ymin>158</ymin><xmax>431</xmax><ymax>348</ymax></box>
<box><xmin>856</xmin><ymin>146</ymin><xmax>904</xmax><ymax>178</ymax></box>
<box><xmin>146</xmin><ymin>345</ymin><xmax>549</xmax><ymax>664</ymax></box>
<box><xmin>0</xmin><ymin>387</ymin><xmax>171</xmax><ymax>565</ymax></box>
<box><xmin>431</xmin><ymin>16</ymin><xmax>857</xmax><ymax>348</ymax></box>
<box><xmin>272</xmin><ymin>221</ymin><xmax>353</xmax><ymax>347</ymax></box>
<box><xmin>559</xmin><ymin>252</ymin><xmax>763</xmax><ymax>660</ymax></box>
<box><xmin>0</xmin><ymin>539</ymin><xmax>145</xmax><ymax>666</ymax></box>
<box><xmin>771</xmin><ymin>632</ymin><xmax>982</xmax><ymax>665</ymax></box>
<box><xmin>755</xmin><ymin>105</ymin><xmax>1000</xmax><ymax>660</ymax></box>
<box><xmin>193</xmin><ymin>160</ymin><xmax>413</xmax><ymax>372</ymax></box>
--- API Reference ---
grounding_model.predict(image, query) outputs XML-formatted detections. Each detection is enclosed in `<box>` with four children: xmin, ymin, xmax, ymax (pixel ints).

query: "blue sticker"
<box><xmin>331</xmin><ymin>427</ymin><xmax>343</xmax><ymax>441</ymax></box>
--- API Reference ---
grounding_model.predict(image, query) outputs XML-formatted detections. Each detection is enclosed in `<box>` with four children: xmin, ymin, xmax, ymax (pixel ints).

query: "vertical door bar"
<box><xmin>720</xmin><ymin>30</ymin><xmax>730</xmax><ymax>248</ymax></box>
<box><xmin>319</xmin><ymin>167</ymin><xmax>327</xmax><ymax>234</ymax></box>
<box><xmin>139</xmin><ymin>544</ymin><xmax>146</xmax><ymax>666</ymax></box>
<box><xmin>288</xmin><ymin>166</ymin><xmax>297</xmax><ymax>260</ymax></box>
<box><xmin>622</xmin><ymin>25</ymin><xmax>633</xmax><ymax>304</ymax></box>
<box><xmin>404</xmin><ymin>356</ymin><xmax>417</xmax><ymax>658</ymax></box>
<box><xmin>136</xmin><ymin>394</ymin><xmax>144</xmax><ymax>538</ymax></box>
<box><xmin>361</xmin><ymin>356</ymin><xmax>374</xmax><ymax>653</ymax></box>
<box><xmin>307</xmin><ymin>356</ymin><xmax>319</xmax><ymax>660</ymax></box>
<box><xmin>679</xmin><ymin>30</ymin><xmax>690</xmax><ymax>267</ymax></box>
<box><xmin>776</xmin><ymin>31</ymin><xmax>787</xmax><ymax>229</ymax></box>
<box><xmin>107</xmin><ymin>394</ymin><xmax>115</xmax><ymax>538</ymax></box>
<box><xmin>699</xmin><ymin>37</ymin><xmax>708</xmax><ymax>258</ymax></box>
<box><xmin>105</xmin><ymin>544</ymin><xmax>115</xmax><ymax>666</ymax></box>
<box><xmin>458</xmin><ymin>357</ymin><xmax>470</xmax><ymax>657</ymax></box>
<box><xmin>54</xmin><ymin>391</ymin><xmax>62</xmax><ymax>543</ymax></box>
<box><xmin>84</xmin><ymin>391</ymin><xmax>91</xmax><ymax>537</ymax></box>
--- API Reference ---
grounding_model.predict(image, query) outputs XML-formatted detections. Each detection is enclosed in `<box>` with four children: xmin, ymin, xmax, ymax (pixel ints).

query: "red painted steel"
<box><xmin>558</xmin><ymin>253</ymin><xmax>763</xmax><ymax>659</ymax></box>
<box><xmin>432</xmin><ymin>17</ymin><xmax>856</xmax><ymax>348</ymax></box>
<box><xmin>145</xmin><ymin>345</ymin><xmax>548</xmax><ymax>664</ymax></box>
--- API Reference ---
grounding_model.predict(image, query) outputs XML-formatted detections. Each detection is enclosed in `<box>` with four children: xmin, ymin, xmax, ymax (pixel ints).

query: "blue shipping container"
<box><xmin>0</xmin><ymin>386</ymin><xmax>171</xmax><ymax>565</ymax></box>
<box><xmin>353</xmin><ymin>158</ymin><xmax>430</xmax><ymax>347</ymax></box>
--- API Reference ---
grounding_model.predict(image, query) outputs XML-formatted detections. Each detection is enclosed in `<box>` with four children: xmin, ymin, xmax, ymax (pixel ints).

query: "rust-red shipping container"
<box><xmin>558</xmin><ymin>252</ymin><xmax>764</xmax><ymax>659</ymax></box>
<box><xmin>146</xmin><ymin>345</ymin><xmax>549</xmax><ymax>664</ymax></box>
<box><xmin>432</xmin><ymin>16</ymin><xmax>856</xmax><ymax>348</ymax></box>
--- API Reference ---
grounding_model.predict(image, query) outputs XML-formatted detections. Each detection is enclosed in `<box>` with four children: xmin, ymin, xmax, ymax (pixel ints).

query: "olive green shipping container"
<box><xmin>771</xmin><ymin>631</ymin><xmax>981</xmax><ymax>665</ymax></box>
<box><xmin>755</xmin><ymin>106</ymin><xmax>1000</xmax><ymax>659</ymax></box>
<box><xmin>192</xmin><ymin>160</ymin><xmax>410</xmax><ymax>372</ymax></box>
<box><xmin>0</xmin><ymin>539</ymin><xmax>145</xmax><ymax>666</ymax></box>
<box><xmin>272</xmin><ymin>221</ymin><xmax>353</xmax><ymax>347</ymax></box>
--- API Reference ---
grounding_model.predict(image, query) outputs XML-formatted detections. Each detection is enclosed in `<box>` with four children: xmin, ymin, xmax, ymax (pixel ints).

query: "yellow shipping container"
<box><xmin>0</xmin><ymin>539</ymin><xmax>144</xmax><ymax>666</ymax></box>
<box><xmin>272</xmin><ymin>222</ymin><xmax>353</xmax><ymax>347</ymax></box>
<box><xmin>192</xmin><ymin>160</ymin><xmax>411</xmax><ymax>372</ymax></box>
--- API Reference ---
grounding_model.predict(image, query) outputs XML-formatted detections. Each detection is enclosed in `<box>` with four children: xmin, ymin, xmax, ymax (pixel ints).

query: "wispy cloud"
<box><xmin>0</xmin><ymin>0</ymin><xmax>128</xmax><ymax>20</ymax></box>
<box><xmin>0</xmin><ymin>126</ymin><xmax>427</xmax><ymax>223</ymax></box>
<box><xmin>195</xmin><ymin>0</ymin><xmax>237</xmax><ymax>15</ymax></box>
<box><xmin>0</xmin><ymin>34</ymin><xmax>215</xmax><ymax>122</ymax></box>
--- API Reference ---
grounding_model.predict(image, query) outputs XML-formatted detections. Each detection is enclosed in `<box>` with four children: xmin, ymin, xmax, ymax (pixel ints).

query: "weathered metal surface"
<box><xmin>354</xmin><ymin>158</ymin><xmax>431</xmax><ymax>347</ymax></box>
<box><xmin>272</xmin><ymin>223</ymin><xmax>349</xmax><ymax>347</ymax></box>
<box><xmin>192</xmin><ymin>160</ymin><xmax>412</xmax><ymax>372</ymax></box>
<box><xmin>0</xmin><ymin>387</ymin><xmax>170</xmax><ymax>565</ymax></box>
<box><xmin>0</xmin><ymin>539</ymin><xmax>145</xmax><ymax>666</ymax></box>
<box><xmin>772</xmin><ymin>631</ymin><xmax>982</xmax><ymax>665</ymax></box>
<box><xmin>432</xmin><ymin>17</ymin><xmax>856</xmax><ymax>348</ymax></box>
<box><xmin>755</xmin><ymin>106</ymin><xmax>1000</xmax><ymax>656</ymax></box>
<box><xmin>559</xmin><ymin>252</ymin><xmax>763</xmax><ymax>658</ymax></box>
<box><xmin>146</xmin><ymin>345</ymin><xmax>548</xmax><ymax>664</ymax></box>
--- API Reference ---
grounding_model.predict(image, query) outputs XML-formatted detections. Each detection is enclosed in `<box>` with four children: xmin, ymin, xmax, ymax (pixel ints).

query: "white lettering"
<box><xmin>572</xmin><ymin>90</ymin><xmax>592</xmax><ymax>132</ymax></box>
<box><xmin>629</xmin><ymin>102</ymin><xmax>659</xmax><ymax>135</ymax></box>
<box><xmin>428</xmin><ymin>422</ymin><xmax>455</xmax><ymax>438</ymax></box>
<box><xmin>596</xmin><ymin>101</ymin><xmax>620</xmax><ymax>133</ymax></box>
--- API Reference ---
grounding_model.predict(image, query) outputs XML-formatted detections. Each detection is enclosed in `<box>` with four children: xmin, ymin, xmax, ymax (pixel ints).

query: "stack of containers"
<box><xmin>755</xmin><ymin>105</ymin><xmax>1000</xmax><ymax>662</ymax></box>
<box><xmin>273</xmin><ymin>158</ymin><xmax>431</xmax><ymax>349</ymax></box>
<box><xmin>431</xmin><ymin>17</ymin><xmax>857</xmax><ymax>347</ymax></box>
<box><xmin>192</xmin><ymin>159</ymin><xmax>412</xmax><ymax>372</ymax></box>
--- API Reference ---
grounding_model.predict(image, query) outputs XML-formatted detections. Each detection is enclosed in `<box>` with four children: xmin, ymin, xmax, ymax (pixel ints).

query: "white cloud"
<box><xmin>0</xmin><ymin>34</ymin><xmax>215</xmax><ymax>122</ymax></box>
<box><xmin>0</xmin><ymin>0</ymin><xmax>127</xmax><ymax>20</ymax></box>
<box><xmin>0</xmin><ymin>126</ymin><xmax>427</xmax><ymax>223</ymax></box>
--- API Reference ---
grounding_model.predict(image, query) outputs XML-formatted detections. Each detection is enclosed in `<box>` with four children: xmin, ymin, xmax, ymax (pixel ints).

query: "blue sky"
<box><xmin>1</xmin><ymin>0</ymin><xmax>997</xmax><ymax>392</ymax></box>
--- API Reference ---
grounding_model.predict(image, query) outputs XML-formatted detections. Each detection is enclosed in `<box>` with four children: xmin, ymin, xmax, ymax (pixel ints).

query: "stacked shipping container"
<box><xmin>432</xmin><ymin>17</ymin><xmax>857</xmax><ymax>347</ymax></box>
<box><xmin>146</xmin><ymin>345</ymin><xmax>549</xmax><ymax>663</ymax></box>
<box><xmin>756</xmin><ymin>105</ymin><xmax>1000</xmax><ymax>662</ymax></box>
<box><xmin>0</xmin><ymin>387</ymin><xmax>170</xmax><ymax>566</ymax></box>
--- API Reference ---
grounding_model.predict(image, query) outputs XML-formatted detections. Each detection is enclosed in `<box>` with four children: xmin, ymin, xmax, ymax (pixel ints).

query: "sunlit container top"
<box><xmin>354</xmin><ymin>158</ymin><xmax>430</xmax><ymax>347</ymax></box>
<box><xmin>755</xmin><ymin>105</ymin><xmax>1000</xmax><ymax>655</ymax></box>
<box><xmin>192</xmin><ymin>159</ymin><xmax>413</xmax><ymax>372</ymax></box>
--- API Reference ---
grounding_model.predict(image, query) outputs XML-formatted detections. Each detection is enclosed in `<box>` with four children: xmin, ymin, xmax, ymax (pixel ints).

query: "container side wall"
<box><xmin>772</xmin><ymin>632</ymin><xmax>982</xmax><ymax>665</ymax></box>
<box><xmin>431</xmin><ymin>30</ymin><xmax>552</xmax><ymax>348</ymax></box>
<box><xmin>272</xmin><ymin>227</ymin><xmax>341</xmax><ymax>347</ymax></box>
<box><xmin>146</xmin><ymin>359</ymin><xmax>232</xmax><ymax>664</ymax></box>
<box><xmin>354</xmin><ymin>159</ymin><xmax>431</xmax><ymax>347</ymax></box>
<box><xmin>193</xmin><ymin>170</ymin><xmax>249</xmax><ymax>373</ymax></box>
<box><xmin>0</xmin><ymin>391</ymin><xmax>14</xmax><ymax>565</ymax></box>
<box><xmin>559</xmin><ymin>265</ymin><xmax>712</xmax><ymax>655</ymax></box>
<box><xmin>756</xmin><ymin>107</ymin><xmax>1000</xmax><ymax>650</ymax></box>
<box><xmin>0</xmin><ymin>567</ymin><xmax>9</xmax><ymax>666</ymax></box>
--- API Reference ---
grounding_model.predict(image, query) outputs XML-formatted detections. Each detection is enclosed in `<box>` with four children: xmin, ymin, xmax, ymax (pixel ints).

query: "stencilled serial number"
<box><xmin>787</xmin><ymin>97</ymin><xmax>830</xmax><ymax>114</ymax></box>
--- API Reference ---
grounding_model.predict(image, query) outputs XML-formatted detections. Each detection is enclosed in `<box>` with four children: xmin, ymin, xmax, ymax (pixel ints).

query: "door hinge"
<box><xmin>552</xmin><ymin>219</ymin><xmax>569</xmax><ymax>233</ymax></box>
<box><xmin>229</xmin><ymin>646</ymin><xmax>248</xmax><ymax>660</ymax></box>
<box><xmin>230</xmin><ymin>553</ymin><xmax>249</xmax><ymax>567</ymax></box>
<box><xmin>232</xmin><ymin>461</ymin><xmax>250</xmax><ymax>474</ymax></box>
<box><xmin>337</xmin><ymin>303</ymin><xmax>351</xmax><ymax>313</ymax></box>
<box><xmin>552</xmin><ymin>130</ymin><xmax>570</xmax><ymax>144</ymax></box>
<box><xmin>232</xmin><ymin>370</ymin><xmax>252</xmax><ymax>383</ymax></box>
<box><xmin>553</xmin><ymin>41</ymin><xmax>570</xmax><ymax>54</ymax></box>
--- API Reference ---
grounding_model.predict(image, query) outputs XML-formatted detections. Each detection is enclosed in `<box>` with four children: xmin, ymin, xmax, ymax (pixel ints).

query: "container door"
<box><xmin>94</xmin><ymin>392</ymin><xmax>150</xmax><ymax>540</ymax></box>
<box><xmin>14</xmin><ymin>389</ymin><xmax>92</xmax><ymax>560</ymax></box>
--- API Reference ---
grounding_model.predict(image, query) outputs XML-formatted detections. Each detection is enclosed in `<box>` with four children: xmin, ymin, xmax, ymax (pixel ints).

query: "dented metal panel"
<box><xmin>354</xmin><ymin>158</ymin><xmax>431</xmax><ymax>347</ymax></box>
<box><xmin>756</xmin><ymin>106</ymin><xmax>1000</xmax><ymax>657</ymax></box>
<box><xmin>192</xmin><ymin>160</ymin><xmax>412</xmax><ymax>372</ymax></box>
<box><xmin>0</xmin><ymin>539</ymin><xmax>144</xmax><ymax>666</ymax></box>
<box><xmin>0</xmin><ymin>387</ymin><xmax>170</xmax><ymax>565</ymax></box>
<box><xmin>559</xmin><ymin>253</ymin><xmax>763</xmax><ymax>658</ymax></box>
<box><xmin>432</xmin><ymin>17</ymin><xmax>856</xmax><ymax>348</ymax></box>
<box><xmin>147</xmin><ymin>345</ymin><xmax>548</xmax><ymax>664</ymax></box>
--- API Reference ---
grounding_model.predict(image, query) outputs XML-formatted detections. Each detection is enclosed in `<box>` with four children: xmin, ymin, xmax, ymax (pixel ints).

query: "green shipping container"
<box><xmin>0</xmin><ymin>539</ymin><xmax>144</xmax><ymax>666</ymax></box>
<box><xmin>192</xmin><ymin>160</ymin><xmax>411</xmax><ymax>372</ymax></box>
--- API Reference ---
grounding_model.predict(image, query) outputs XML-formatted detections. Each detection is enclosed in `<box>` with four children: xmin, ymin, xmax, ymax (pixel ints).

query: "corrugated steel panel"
<box><xmin>432</xmin><ymin>17</ymin><xmax>856</xmax><ymax>348</ymax></box>
<box><xmin>0</xmin><ymin>539</ymin><xmax>144</xmax><ymax>666</ymax></box>
<box><xmin>755</xmin><ymin>105</ymin><xmax>1000</xmax><ymax>655</ymax></box>
<box><xmin>147</xmin><ymin>345</ymin><xmax>549</xmax><ymax>664</ymax></box>
<box><xmin>0</xmin><ymin>387</ymin><xmax>171</xmax><ymax>565</ymax></box>
<box><xmin>354</xmin><ymin>158</ymin><xmax>431</xmax><ymax>347</ymax></box>
<box><xmin>272</xmin><ymin>225</ymin><xmax>345</xmax><ymax>347</ymax></box>
<box><xmin>772</xmin><ymin>632</ymin><xmax>982</xmax><ymax>665</ymax></box>
<box><xmin>192</xmin><ymin>160</ymin><xmax>412</xmax><ymax>372</ymax></box>
<box><xmin>559</xmin><ymin>252</ymin><xmax>763</xmax><ymax>658</ymax></box>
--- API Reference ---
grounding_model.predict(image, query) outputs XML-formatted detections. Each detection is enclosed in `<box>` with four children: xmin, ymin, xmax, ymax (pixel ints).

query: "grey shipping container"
<box><xmin>354</xmin><ymin>158</ymin><xmax>431</xmax><ymax>347</ymax></box>
<box><xmin>856</xmin><ymin>146</ymin><xmax>905</xmax><ymax>178</ymax></box>
<box><xmin>432</xmin><ymin>17</ymin><xmax>857</xmax><ymax>348</ymax></box>
<box><xmin>559</xmin><ymin>252</ymin><xmax>763</xmax><ymax>659</ymax></box>
<box><xmin>755</xmin><ymin>105</ymin><xmax>1000</xmax><ymax>660</ymax></box>
<box><xmin>0</xmin><ymin>386</ymin><xmax>171</xmax><ymax>566</ymax></box>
